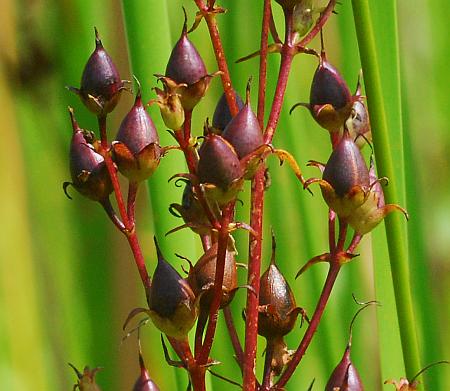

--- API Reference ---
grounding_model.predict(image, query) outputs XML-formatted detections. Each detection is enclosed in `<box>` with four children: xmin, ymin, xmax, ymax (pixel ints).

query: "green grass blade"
<box><xmin>351</xmin><ymin>0</ymin><xmax>422</xmax><ymax>385</ymax></box>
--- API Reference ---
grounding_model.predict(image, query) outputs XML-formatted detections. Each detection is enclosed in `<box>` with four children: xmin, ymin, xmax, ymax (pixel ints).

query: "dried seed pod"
<box><xmin>112</xmin><ymin>88</ymin><xmax>161</xmax><ymax>182</ymax></box>
<box><xmin>258</xmin><ymin>235</ymin><xmax>300</xmax><ymax>339</ymax></box>
<box><xmin>64</xmin><ymin>108</ymin><xmax>112</xmax><ymax>201</ymax></box>
<box><xmin>68</xmin><ymin>28</ymin><xmax>125</xmax><ymax>116</ymax></box>
<box><xmin>222</xmin><ymin>83</ymin><xmax>264</xmax><ymax>160</ymax></box>
<box><xmin>309</xmin><ymin>50</ymin><xmax>353</xmax><ymax>132</ymax></box>
<box><xmin>133</xmin><ymin>352</ymin><xmax>160</xmax><ymax>391</ymax></box>
<box><xmin>69</xmin><ymin>364</ymin><xmax>102</xmax><ymax>391</ymax></box>
<box><xmin>212</xmin><ymin>90</ymin><xmax>244</xmax><ymax>133</ymax></box>
<box><xmin>325</xmin><ymin>346</ymin><xmax>364</xmax><ymax>391</ymax></box>
<box><xmin>147</xmin><ymin>238</ymin><xmax>198</xmax><ymax>340</ymax></box>
<box><xmin>169</xmin><ymin>180</ymin><xmax>212</xmax><ymax>235</ymax></box>
<box><xmin>187</xmin><ymin>242</ymin><xmax>238</xmax><ymax>311</ymax></box>
<box><xmin>164</xmin><ymin>11</ymin><xmax>212</xmax><ymax>110</ymax></box>
<box><xmin>197</xmin><ymin>133</ymin><xmax>244</xmax><ymax>206</ymax></box>
<box><xmin>322</xmin><ymin>130</ymin><xmax>369</xmax><ymax>197</ymax></box>
<box><xmin>304</xmin><ymin>129</ymin><xmax>370</xmax><ymax>218</ymax></box>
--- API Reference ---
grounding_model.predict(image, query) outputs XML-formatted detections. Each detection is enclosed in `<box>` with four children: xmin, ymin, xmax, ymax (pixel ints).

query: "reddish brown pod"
<box><xmin>197</xmin><ymin>133</ymin><xmax>244</xmax><ymax>206</ymax></box>
<box><xmin>146</xmin><ymin>238</ymin><xmax>198</xmax><ymax>340</ymax></box>
<box><xmin>187</xmin><ymin>241</ymin><xmax>238</xmax><ymax>311</ymax></box>
<box><xmin>112</xmin><ymin>86</ymin><xmax>162</xmax><ymax>182</ymax></box>
<box><xmin>212</xmin><ymin>89</ymin><xmax>244</xmax><ymax>134</ymax></box>
<box><xmin>222</xmin><ymin>83</ymin><xmax>264</xmax><ymax>161</ymax></box>
<box><xmin>161</xmin><ymin>10</ymin><xmax>217</xmax><ymax>111</ymax></box>
<box><xmin>258</xmin><ymin>233</ymin><xmax>306</xmax><ymax>376</ymax></box>
<box><xmin>304</xmin><ymin>129</ymin><xmax>370</xmax><ymax>219</ymax></box>
<box><xmin>169</xmin><ymin>180</ymin><xmax>214</xmax><ymax>235</ymax></box>
<box><xmin>68</xmin><ymin>28</ymin><xmax>126</xmax><ymax>116</ymax></box>
<box><xmin>69</xmin><ymin>364</ymin><xmax>102</xmax><ymax>391</ymax></box>
<box><xmin>63</xmin><ymin>108</ymin><xmax>112</xmax><ymax>202</ymax></box>
<box><xmin>325</xmin><ymin>346</ymin><xmax>364</xmax><ymax>391</ymax></box>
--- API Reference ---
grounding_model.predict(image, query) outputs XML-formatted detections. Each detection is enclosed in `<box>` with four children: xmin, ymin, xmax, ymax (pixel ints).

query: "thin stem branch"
<box><xmin>275</xmin><ymin>262</ymin><xmax>341</xmax><ymax>389</ymax></box>
<box><xmin>223</xmin><ymin>306</ymin><xmax>244</xmax><ymax>369</ymax></box>
<box><xmin>197</xmin><ymin>203</ymin><xmax>234</xmax><ymax>365</ymax></box>
<box><xmin>97</xmin><ymin>115</ymin><xmax>150</xmax><ymax>290</ymax></box>
<box><xmin>264</xmin><ymin>9</ymin><xmax>296</xmax><ymax>144</ymax></box>
<box><xmin>257</xmin><ymin>0</ymin><xmax>271</xmax><ymax>127</ymax></box>
<box><xmin>194</xmin><ymin>0</ymin><xmax>238</xmax><ymax>116</ymax></box>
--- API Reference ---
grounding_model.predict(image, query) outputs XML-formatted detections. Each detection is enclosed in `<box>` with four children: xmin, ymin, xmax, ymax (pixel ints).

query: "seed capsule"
<box><xmin>64</xmin><ymin>108</ymin><xmax>112</xmax><ymax>201</ymax></box>
<box><xmin>112</xmin><ymin>88</ymin><xmax>161</xmax><ymax>182</ymax></box>
<box><xmin>68</xmin><ymin>28</ymin><xmax>125</xmax><ymax>116</ymax></box>
<box><xmin>147</xmin><ymin>238</ymin><xmax>197</xmax><ymax>340</ymax></box>
<box><xmin>222</xmin><ymin>84</ymin><xmax>263</xmax><ymax>160</ymax></box>
<box><xmin>187</xmin><ymin>242</ymin><xmax>238</xmax><ymax>311</ymax></box>
<box><xmin>197</xmin><ymin>133</ymin><xmax>244</xmax><ymax>206</ymax></box>
<box><xmin>258</xmin><ymin>235</ymin><xmax>300</xmax><ymax>339</ymax></box>
<box><xmin>212</xmin><ymin>90</ymin><xmax>244</xmax><ymax>133</ymax></box>
<box><xmin>322</xmin><ymin>130</ymin><xmax>369</xmax><ymax>197</ymax></box>
<box><xmin>309</xmin><ymin>50</ymin><xmax>353</xmax><ymax>132</ymax></box>
<box><xmin>325</xmin><ymin>346</ymin><xmax>364</xmax><ymax>391</ymax></box>
<box><xmin>164</xmin><ymin>12</ymin><xmax>212</xmax><ymax>110</ymax></box>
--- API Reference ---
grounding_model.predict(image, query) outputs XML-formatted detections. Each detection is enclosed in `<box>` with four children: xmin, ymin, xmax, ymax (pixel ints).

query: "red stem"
<box><xmin>264</xmin><ymin>9</ymin><xmax>296</xmax><ymax>144</ymax></box>
<box><xmin>242</xmin><ymin>167</ymin><xmax>266</xmax><ymax>391</ymax></box>
<box><xmin>97</xmin><ymin>115</ymin><xmax>150</xmax><ymax>290</ymax></box>
<box><xmin>197</xmin><ymin>203</ymin><xmax>234</xmax><ymax>365</ymax></box>
<box><xmin>257</xmin><ymin>0</ymin><xmax>271</xmax><ymax>127</ymax></box>
<box><xmin>194</xmin><ymin>0</ymin><xmax>238</xmax><ymax>116</ymax></box>
<box><xmin>127</xmin><ymin>181</ymin><xmax>139</xmax><ymax>227</ymax></box>
<box><xmin>275</xmin><ymin>262</ymin><xmax>341</xmax><ymax>389</ymax></box>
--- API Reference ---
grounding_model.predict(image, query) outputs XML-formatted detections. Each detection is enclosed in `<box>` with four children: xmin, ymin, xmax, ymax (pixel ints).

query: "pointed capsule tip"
<box><xmin>153</xmin><ymin>237</ymin><xmax>164</xmax><ymax>263</ymax></box>
<box><xmin>245</xmin><ymin>77</ymin><xmax>252</xmax><ymax>105</ymax></box>
<box><xmin>270</xmin><ymin>229</ymin><xmax>277</xmax><ymax>265</ymax></box>
<box><xmin>94</xmin><ymin>27</ymin><xmax>102</xmax><ymax>47</ymax></box>
<box><xmin>182</xmin><ymin>7</ymin><xmax>188</xmax><ymax>35</ymax></box>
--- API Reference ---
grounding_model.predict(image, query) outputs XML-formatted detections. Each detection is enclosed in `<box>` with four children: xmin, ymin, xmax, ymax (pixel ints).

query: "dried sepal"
<box><xmin>69</xmin><ymin>364</ymin><xmax>102</xmax><ymax>391</ymax></box>
<box><xmin>347</xmin><ymin>157</ymin><xmax>409</xmax><ymax>235</ymax></box>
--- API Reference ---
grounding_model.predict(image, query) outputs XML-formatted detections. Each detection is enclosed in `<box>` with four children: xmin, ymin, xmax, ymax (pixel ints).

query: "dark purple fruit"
<box><xmin>112</xmin><ymin>88</ymin><xmax>161</xmax><ymax>182</ymax></box>
<box><xmin>147</xmin><ymin>238</ymin><xmax>197</xmax><ymax>340</ymax></box>
<box><xmin>197</xmin><ymin>133</ymin><xmax>243</xmax><ymax>205</ymax></box>
<box><xmin>187</xmin><ymin>242</ymin><xmax>238</xmax><ymax>311</ymax></box>
<box><xmin>64</xmin><ymin>108</ymin><xmax>112</xmax><ymax>201</ymax></box>
<box><xmin>325</xmin><ymin>346</ymin><xmax>364</xmax><ymax>391</ymax></box>
<box><xmin>322</xmin><ymin>129</ymin><xmax>369</xmax><ymax>197</ymax></box>
<box><xmin>212</xmin><ymin>90</ymin><xmax>244</xmax><ymax>133</ymax></box>
<box><xmin>69</xmin><ymin>28</ymin><xmax>125</xmax><ymax>116</ymax></box>
<box><xmin>133</xmin><ymin>352</ymin><xmax>160</xmax><ymax>391</ymax></box>
<box><xmin>222</xmin><ymin>85</ymin><xmax>263</xmax><ymax>160</ymax></box>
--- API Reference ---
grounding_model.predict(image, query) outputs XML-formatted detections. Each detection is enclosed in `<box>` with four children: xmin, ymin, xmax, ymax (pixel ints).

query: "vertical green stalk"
<box><xmin>351</xmin><ymin>0</ymin><xmax>422</xmax><ymax>384</ymax></box>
